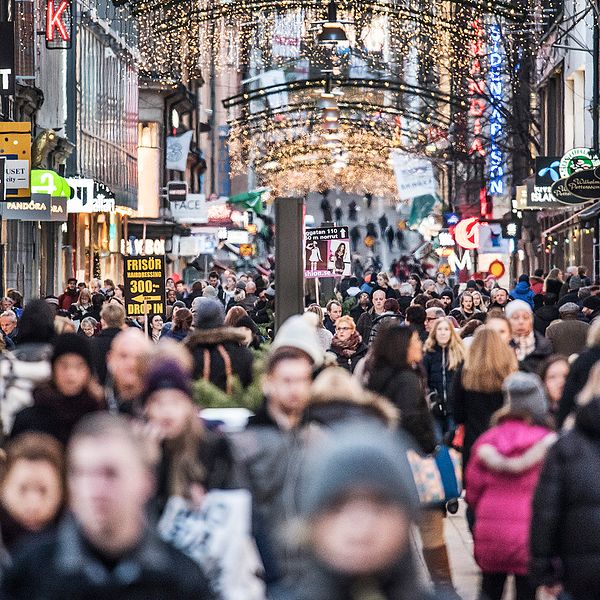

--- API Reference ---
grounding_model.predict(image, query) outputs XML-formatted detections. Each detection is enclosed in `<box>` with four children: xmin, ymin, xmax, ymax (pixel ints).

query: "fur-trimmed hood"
<box><xmin>184</xmin><ymin>326</ymin><xmax>247</xmax><ymax>350</ymax></box>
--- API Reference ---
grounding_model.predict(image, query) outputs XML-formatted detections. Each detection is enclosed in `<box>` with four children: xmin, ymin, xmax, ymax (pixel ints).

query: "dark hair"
<box><xmin>67</xmin><ymin>277</ymin><xmax>77</xmax><ymax>284</ymax></box>
<box><xmin>266</xmin><ymin>347</ymin><xmax>313</xmax><ymax>374</ymax></box>
<box><xmin>409</xmin><ymin>274</ymin><xmax>422</xmax><ymax>294</ymax></box>
<box><xmin>383</xmin><ymin>298</ymin><xmax>400</xmax><ymax>313</ymax></box>
<box><xmin>460</xmin><ymin>319</ymin><xmax>483</xmax><ymax>339</ymax></box>
<box><xmin>91</xmin><ymin>293</ymin><xmax>106</xmax><ymax>309</ymax></box>
<box><xmin>172</xmin><ymin>308</ymin><xmax>193</xmax><ymax>333</ymax></box>
<box><xmin>16</xmin><ymin>299</ymin><xmax>56</xmax><ymax>345</ymax></box>
<box><xmin>405</xmin><ymin>305</ymin><xmax>426</xmax><ymax>326</ymax></box>
<box><xmin>540</xmin><ymin>354</ymin><xmax>569</xmax><ymax>383</ymax></box>
<box><xmin>426</xmin><ymin>298</ymin><xmax>444</xmax><ymax>309</ymax></box>
<box><xmin>544</xmin><ymin>293</ymin><xmax>557</xmax><ymax>306</ymax></box>
<box><xmin>208</xmin><ymin>271</ymin><xmax>219</xmax><ymax>279</ymax></box>
<box><xmin>367</xmin><ymin>323</ymin><xmax>417</xmax><ymax>374</ymax></box>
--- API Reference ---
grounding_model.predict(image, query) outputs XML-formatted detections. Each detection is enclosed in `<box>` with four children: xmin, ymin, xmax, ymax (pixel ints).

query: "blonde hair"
<box><xmin>462</xmin><ymin>327</ymin><xmax>518</xmax><ymax>393</ymax></box>
<box><xmin>577</xmin><ymin>362</ymin><xmax>600</xmax><ymax>406</ymax></box>
<box><xmin>335</xmin><ymin>315</ymin><xmax>356</xmax><ymax>331</ymax></box>
<box><xmin>424</xmin><ymin>317</ymin><xmax>466</xmax><ymax>371</ymax></box>
<box><xmin>470</xmin><ymin>291</ymin><xmax>487</xmax><ymax>313</ymax></box>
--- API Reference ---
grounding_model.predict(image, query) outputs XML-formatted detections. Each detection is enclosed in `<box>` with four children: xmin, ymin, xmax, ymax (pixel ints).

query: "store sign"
<box><xmin>0</xmin><ymin>22</ymin><xmax>15</xmax><ymax>96</ymax></box>
<box><xmin>487</xmin><ymin>24</ymin><xmax>506</xmax><ymax>196</ymax></box>
<box><xmin>239</xmin><ymin>243</ymin><xmax>254</xmax><ymax>258</ymax></box>
<box><xmin>448</xmin><ymin>250</ymin><xmax>473</xmax><ymax>272</ymax></box>
<box><xmin>0</xmin><ymin>194</ymin><xmax>67</xmax><ymax>221</ymax></box>
<box><xmin>467</xmin><ymin>19</ymin><xmax>486</xmax><ymax>158</ymax></box>
<box><xmin>66</xmin><ymin>178</ymin><xmax>115</xmax><ymax>213</ymax></box>
<box><xmin>437</xmin><ymin>230</ymin><xmax>455</xmax><ymax>247</ymax></box>
<box><xmin>565</xmin><ymin>167</ymin><xmax>600</xmax><ymax>200</ymax></box>
<box><xmin>170</xmin><ymin>193</ymin><xmax>207</xmax><ymax>224</ymax></box>
<box><xmin>121</xmin><ymin>237</ymin><xmax>169</xmax><ymax>256</ymax></box>
<box><xmin>46</xmin><ymin>0</ymin><xmax>72</xmax><ymax>49</ymax></box>
<box><xmin>0</xmin><ymin>122</ymin><xmax>31</xmax><ymax>200</ymax></box>
<box><xmin>454</xmin><ymin>218</ymin><xmax>480</xmax><ymax>250</ymax></box>
<box><xmin>559</xmin><ymin>147</ymin><xmax>600</xmax><ymax>178</ymax></box>
<box><xmin>123</xmin><ymin>256</ymin><xmax>166</xmax><ymax>317</ymax></box>
<box><xmin>207</xmin><ymin>203</ymin><xmax>233</xmax><ymax>225</ymax></box>
<box><xmin>390</xmin><ymin>152</ymin><xmax>436</xmax><ymax>199</ymax></box>
<box><xmin>31</xmin><ymin>169</ymin><xmax>72</xmax><ymax>197</ymax></box>
<box><xmin>535</xmin><ymin>157</ymin><xmax>561</xmax><ymax>186</ymax></box>
<box><xmin>227</xmin><ymin>230</ymin><xmax>250</xmax><ymax>244</ymax></box>
<box><xmin>4</xmin><ymin>160</ymin><xmax>29</xmax><ymax>189</ymax></box>
<box><xmin>550</xmin><ymin>177</ymin><xmax>592</xmax><ymax>206</ymax></box>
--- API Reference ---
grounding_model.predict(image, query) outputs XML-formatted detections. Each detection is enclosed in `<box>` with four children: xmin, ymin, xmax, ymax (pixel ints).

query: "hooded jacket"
<box><xmin>184</xmin><ymin>327</ymin><xmax>253</xmax><ymax>391</ymax></box>
<box><xmin>465</xmin><ymin>419</ymin><xmax>555</xmax><ymax>575</ymax></box>
<box><xmin>530</xmin><ymin>397</ymin><xmax>600</xmax><ymax>596</ymax></box>
<box><xmin>510</xmin><ymin>281</ymin><xmax>535</xmax><ymax>309</ymax></box>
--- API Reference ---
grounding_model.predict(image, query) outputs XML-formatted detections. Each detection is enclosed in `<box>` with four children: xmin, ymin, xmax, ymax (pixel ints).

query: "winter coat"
<box><xmin>323</xmin><ymin>315</ymin><xmax>336</xmax><ymax>335</ymax></box>
<box><xmin>530</xmin><ymin>397</ymin><xmax>600</xmax><ymax>597</ymax></box>
<box><xmin>422</xmin><ymin>345</ymin><xmax>460</xmax><ymax>408</ymax></box>
<box><xmin>160</xmin><ymin>326</ymin><xmax>189</xmax><ymax>343</ymax></box>
<box><xmin>356</xmin><ymin>309</ymin><xmax>376</xmax><ymax>343</ymax></box>
<box><xmin>450</xmin><ymin>365</ymin><xmax>505</xmax><ymax>476</ymax></box>
<box><xmin>557</xmin><ymin>345</ymin><xmax>600</xmax><ymax>427</ymax></box>
<box><xmin>534</xmin><ymin>305</ymin><xmax>560</xmax><ymax>335</ymax></box>
<box><xmin>1</xmin><ymin>515</ymin><xmax>216</xmax><ymax>600</ymax></box>
<box><xmin>90</xmin><ymin>327</ymin><xmax>122</xmax><ymax>385</ymax></box>
<box><xmin>349</xmin><ymin>303</ymin><xmax>369</xmax><ymax>324</ymax></box>
<box><xmin>557</xmin><ymin>290</ymin><xmax>580</xmax><ymax>307</ymax></box>
<box><xmin>546</xmin><ymin>317</ymin><xmax>589</xmax><ymax>358</ymax></box>
<box><xmin>368</xmin><ymin>312</ymin><xmax>404</xmax><ymax>346</ymax></box>
<box><xmin>57</xmin><ymin>289</ymin><xmax>79</xmax><ymax>311</ymax></box>
<box><xmin>545</xmin><ymin>278</ymin><xmax>563</xmax><ymax>298</ymax></box>
<box><xmin>315</xmin><ymin>328</ymin><xmax>333</xmax><ymax>352</ymax></box>
<box><xmin>185</xmin><ymin>327</ymin><xmax>253</xmax><ymax>391</ymax></box>
<box><xmin>0</xmin><ymin>343</ymin><xmax>52</xmax><ymax>435</ymax></box>
<box><xmin>518</xmin><ymin>331</ymin><xmax>553</xmax><ymax>375</ymax></box>
<box><xmin>510</xmin><ymin>282</ymin><xmax>535</xmax><ymax>308</ymax></box>
<box><xmin>328</xmin><ymin>341</ymin><xmax>368</xmax><ymax>373</ymax></box>
<box><xmin>366</xmin><ymin>366</ymin><xmax>436</xmax><ymax>454</ymax></box>
<box><xmin>465</xmin><ymin>419</ymin><xmax>555</xmax><ymax>575</ymax></box>
<box><xmin>10</xmin><ymin>383</ymin><xmax>103</xmax><ymax>446</ymax></box>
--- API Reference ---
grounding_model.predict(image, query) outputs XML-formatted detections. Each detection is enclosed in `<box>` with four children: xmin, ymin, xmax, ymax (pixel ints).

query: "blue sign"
<box><xmin>488</xmin><ymin>24</ymin><xmax>505</xmax><ymax>196</ymax></box>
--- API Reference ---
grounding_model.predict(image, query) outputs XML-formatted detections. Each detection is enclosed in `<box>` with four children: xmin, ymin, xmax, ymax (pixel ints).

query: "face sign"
<box><xmin>208</xmin><ymin>276</ymin><xmax>219</xmax><ymax>287</ymax></box>
<box><xmin>67</xmin><ymin>280</ymin><xmax>77</xmax><ymax>290</ymax></box>
<box><xmin>359</xmin><ymin>292</ymin><xmax>370</xmax><ymax>306</ymax></box>
<box><xmin>264</xmin><ymin>358</ymin><xmax>313</xmax><ymax>417</ymax></box>
<box><xmin>54</xmin><ymin>354</ymin><xmax>91</xmax><ymax>397</ymax></box>
<box><xmin>372</xmin><ymin>291</ymin><xmax>386</xmax><ymax>312</ymax></box>
<box><xmin>377</xmin><ymin>274</ymin><xmax>385</xmax><ymax>287</ymax></box>
<box><xmin>435</xmin><ymin>321</ymin><xmax>452</xmax><ymax>346</ymax></box>
<box><xmin>107</xmin><ymin>332</ymin><xmax>150</xmax><ymax>400</ymax></box>
<box><xmin>509</xmin><ymin>310</ymin><xmax>533</xmax><ymax>337</ymax></box>
<box><xmin>151</xmin><ymin>315</ymin><xmax>163</xmax><ymax>330</ymax></box>
<box><xmin>1</xmin><ymin>298</ymin><xmax>14</xmax><ymax>311</ymax></box>
<box><xmin>68</xmin><ymin>435</ymin><xmax>152</xmax><ymax>547</ymax></box>
<box><xmin>329</xmin><ymin>304</ymin><xmax>342</xmax><ymax>321</ymax></box>
<box><xmin>312</xmin><ymin>494</ymin><xmax>410</xmax><ymax>576</ymax></box>
<box><xmin>1</xmin><ymin>459</ymin><xmax>63</xmax><ymax>531</ymax></box>
<box><xmin>486</xmin><ymin>318</ymin><xmax>512</xmax><ymax>344</ymax></box>
<box><xmin>145</xmin><ymin>389</ymin><xmax>194</xmax><ymax>440</ymax></box>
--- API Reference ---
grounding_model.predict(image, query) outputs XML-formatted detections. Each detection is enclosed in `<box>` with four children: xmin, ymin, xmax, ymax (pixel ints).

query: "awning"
<box><xmin>578</xmin><ymin>202</ymin><xmax>600</xmax><ymax>219</ymax></box>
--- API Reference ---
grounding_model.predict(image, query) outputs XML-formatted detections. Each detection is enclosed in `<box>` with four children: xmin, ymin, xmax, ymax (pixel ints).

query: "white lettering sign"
<box><xmin>448</xmin><ymin>250</ymin><xmax>473</xmax><ymax>272</ymax></box>
<box><xmin>4</xmin><ymin>160</ymin><xmax>29</xmax><ymax>188</ymax></box>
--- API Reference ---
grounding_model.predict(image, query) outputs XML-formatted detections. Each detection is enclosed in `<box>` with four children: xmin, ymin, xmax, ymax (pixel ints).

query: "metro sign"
<box><xmin>46</xmin><ymin>0</ymin><xmax>72</xmax><ymax>49</ymax></box>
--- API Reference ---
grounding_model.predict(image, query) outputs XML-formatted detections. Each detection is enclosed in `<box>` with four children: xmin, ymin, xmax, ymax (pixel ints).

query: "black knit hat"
<box><xmin>143</xmin><ymin>359</ymin><xmax>192</xmax><ymax>405</ymax></box>
<box><xmin>52</xmin><ymin>333</ymin><xmax>93</xmax><ymax>371</ymax></box>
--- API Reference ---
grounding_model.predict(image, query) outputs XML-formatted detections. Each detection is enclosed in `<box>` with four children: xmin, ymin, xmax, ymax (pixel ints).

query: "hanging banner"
<box><xmin>564</xmin><ymin>166</ymin><xmax>600</xmax><ymax>200</ymax></box>
<box><xmin>166</xmin><ymin>131</ymin><xmax>193</xmax><ymax>172</ymax></box>
<box><xmin>170</xmin><ymin>193</ymin><xmax>208</xmax><ymax>224</ymax></box>
<box><xmin>305</xmin><ymin>226</ymin><xmax>350</xmax><ymax>279</ymax></box>
<box><xmin>66</xmin><ymin>178</ymin><xmax>115</xmax><ymax>213</ymax></box>
<box><xmin>123</xmin><ymin>255</ymin><xmax>166</xmax><ymax>317</ymax></box>
<box><xmin>391</xmin><ymin>152</ymin><xmax>436</xmax><ymax>199</ymax></box>
<box><xmin>0</xmin><ymin>22</ymin><xmax>15</xmax><ymax>96</ymax></box>
<box><xmin>0</xmin><ymin>194</ymin><xmax>67</xmax><ymax>221</ymax></box>
<box><xmin>0</xmin><ymin>122</ymin><xmax>31</xmax><ymax>200</ymax></box>
<box><xmin>272</xmin><ymin>11</ymin><xmax>303</xmax><ymax>58</ymax></box>
<box><xmin>46</xmin><ymin>0</ymin><xmax>73</xmax><ymax>50</ymax></box>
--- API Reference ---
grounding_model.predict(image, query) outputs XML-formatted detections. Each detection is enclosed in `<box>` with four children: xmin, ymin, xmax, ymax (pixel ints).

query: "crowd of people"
<box><xmin>0</xmin><ymin>263</ymin><xmax>598</xmax><ymax>598</ymax></box>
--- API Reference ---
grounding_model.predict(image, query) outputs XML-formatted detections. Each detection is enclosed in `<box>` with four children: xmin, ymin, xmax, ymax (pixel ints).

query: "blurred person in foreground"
<box><xmin>1</xmin><ymin>413</ymin><xmax>215</xmax><ymax>599</ymax></box>
<box><xmin>274</xmin><ymin>424</ymin><xmax>433</xmax><ymax>600</ymax></box>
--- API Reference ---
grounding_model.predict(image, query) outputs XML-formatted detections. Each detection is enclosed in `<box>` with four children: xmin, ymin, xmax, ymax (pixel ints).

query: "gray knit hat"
<box><xmin>192</xmin><ymin>298</ymin><xmax>225</xmax><ymax>329</ymax></box>
<box><xmin>569</xmin><ymin>275</ymin><xmax>583</xmax><ymax>291</ymax></box>
<box><xmin>502</xmin><ymin>372</ymin><xmax>548</xmax><ymax>419</ymax></box>
<box><xmin>300</xmin><ymin>424</ymin><xmax>419</xmax><ymax>519</ymax></box>
<box><xmin>559</xmin><ymin>302</ymin><xmax>580</xmax><ymax>316</ymax></box>
<box><xmin>202</xmin><ymin>285</ymin><xmax>218</xmax><ymax>299</ymax></box>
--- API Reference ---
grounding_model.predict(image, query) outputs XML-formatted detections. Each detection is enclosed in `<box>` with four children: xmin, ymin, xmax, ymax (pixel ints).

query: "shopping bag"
<box><xmin>158</xmin><ymin>489</ymin><xmax>266</xmax><ymax>600</ymax></box>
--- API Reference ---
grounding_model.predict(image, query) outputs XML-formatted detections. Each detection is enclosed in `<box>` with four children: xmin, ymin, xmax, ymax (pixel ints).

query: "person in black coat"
<box><xmin>530</xmin><ymin>395</ymin><xmax>600</xmax><ymax>599</ymax></box>
<box><xmin>90</xmin><ymin>302</ymin><xmax>126</xmax><ymax>384</ymax></box>
<box><xmin>534</xmin><ymin>294</ymin><xmax>560</xmax><ymax>335</ymax></box>
<box><xmin>184</xmin><ymin>298</ymin><xmax>253</xmax><ymax>391</ymax></box>
<box><xmin>557</xmin><ymin>324</ymin><xmax>600</xmax><ymax>427</ymax></box>
<box><xmin>11</xmin><ymin>334</ymin><xmax>103</xmax><ymax>446</ymax></box>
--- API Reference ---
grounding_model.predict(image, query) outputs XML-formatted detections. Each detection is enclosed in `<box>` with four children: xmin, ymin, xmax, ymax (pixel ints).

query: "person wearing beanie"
<box><xmin>546</xmin><ymin>302</ymin><xmax>589</xmax><ymax>358</ymax></box>
<box><xmin>534</xmin><ymin>293</ymin><xmax>560</xmax><ymax>335</ymax></box>
<box><xmin>276</xmin><ymin>424</ymin><xmax>431</xmax><ymax>600</ymax></box>
<box><xmin>184</xmin><ymin>298</ymin><xmax>253</xmax><ymax>392</ymax></box>
<box><xmin>440</xmin><ymin>288</ymin><xmax>454</xmax><ymax>314</ymax></box>
<box><xmin>466</xmin><ymin>372</ymin><xmax>556</xmax><ymax>600</ymax></box>
<box><xmin>509</xmin><ymin>275</ymin><xmax>535</xmax><ymax>309</ymax></box>
<box><xmin>557</xmin><ymin>275</ymin><xmax>583</xmax><ymax>308</ymax></box>
<box><xmin>10</xmin><ymin>333</ymin><xmax>104</xmax><ymax>445</ymax></box>
<box><xmin>582</xmin><ymin>295</ymin><xmax>600</xmax><ymax>323</ymax></box>
<box><xmin>506</xmin><ymin>300</ymin><xmax>553</xmax><ymax>374</ymax></box>
<box><xmin>270</xmin><ymin>314</ymin><xmax>324</xmax><ymax>367</ymax></box>
<box><xmin>202</xmin><ymin>285</ymin><xmax>218</xmax><ymax>299</ymax></box>
<box><xmin>142</xmin><ymin>359</ymin><xmax>233</xmax><ymax>518</ymax></box>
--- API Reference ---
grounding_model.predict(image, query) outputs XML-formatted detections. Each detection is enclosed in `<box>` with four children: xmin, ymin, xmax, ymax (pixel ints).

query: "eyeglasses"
<box><xmin>426</xmin><ymin>317</ymin><xmax>439</xmax><ymax>321</ymax></box>
<box><xmin>336</xmin><ymin>326</ymin><xmax>352</xmax><ymax>331</ymax></box>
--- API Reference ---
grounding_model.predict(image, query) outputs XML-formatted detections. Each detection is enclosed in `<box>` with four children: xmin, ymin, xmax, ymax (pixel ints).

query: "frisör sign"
<box><xmin>123</xmin><ymin>256</ymin><xmax>166</xmax><ymax>317</ymax></box>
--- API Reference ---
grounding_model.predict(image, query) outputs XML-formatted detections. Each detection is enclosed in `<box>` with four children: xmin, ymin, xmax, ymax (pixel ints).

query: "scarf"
<box><xmin>514</xmin><ymin>331</ymin><xmax>535</xmax><ymax>361</ymax></box>
<box><xmin>331</xmin><ymin>330</ymin><xmax>362</xmax><ymax>357</ymax></box>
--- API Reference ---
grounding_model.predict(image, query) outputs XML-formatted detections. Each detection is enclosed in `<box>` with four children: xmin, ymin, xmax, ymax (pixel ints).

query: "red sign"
<box><xmin>468</xmin><ymin>20</ymin><xmax>486</xmax><ymax>157</ymax></box>
<box><xmin>454</xmin><ymin>217</ymin><xmax>480</xmax><ymax>250</ymax></box>
<box><xmin>46</xmin><ymin>0</ymin><xmax>72</xmax><ymax>49</ymax></box>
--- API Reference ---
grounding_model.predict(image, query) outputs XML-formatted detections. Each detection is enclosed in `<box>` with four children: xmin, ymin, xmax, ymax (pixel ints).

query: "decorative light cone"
<box><xmin>318</xmin><ymin>95</ymin><xmax>338</xmax><ymax>109</ymax></box>
<box><xmin>323</xmin><ymin>107</ymin><xmax>340</xmax><ymax>122</ymax></box>
<box><xmin>318</xmin><ymin>22</ymin><xmax>347</xmax><ymax>44</ymax></box>
<box><xmin>323</xmin><ymin>120</ymin><xmax>339</xmax><ymax>131</ymax></box>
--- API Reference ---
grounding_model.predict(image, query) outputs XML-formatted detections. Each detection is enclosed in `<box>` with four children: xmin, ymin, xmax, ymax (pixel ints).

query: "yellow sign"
<box><xmin>123</xmin><ymin>255</ymin><xmax>166</xmax><ymax>317</ymax></box>
<box><xmin>239</xmin><ymin>243</ymin><xmax>254</xmax><ymax>257</ymax></box>
<box><xmin>0</xmin><ymin>122</ymin><xmax>31</xmax><ymax>199</ymax></box>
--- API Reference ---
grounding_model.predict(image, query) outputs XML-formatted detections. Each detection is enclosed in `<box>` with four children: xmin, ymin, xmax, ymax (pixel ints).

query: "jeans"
<box><xmin>480</xmin><ymin>572</ymin><xmax>536</xmax><ymax>600</ymax></box>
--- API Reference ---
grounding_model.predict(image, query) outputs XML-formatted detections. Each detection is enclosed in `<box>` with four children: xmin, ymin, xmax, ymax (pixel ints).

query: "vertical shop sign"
<box><xmin>0</xmin><ymin>22</ymin><xmax>15</xmax><ymax>96</ymax></box>
<box><xmin>46</xmin><ymin>0</ymin><xmax>72</xmax><ymax>49</ymax></box>
<box><xmin>123</xmin><ymin>256</ymin><xmax>166</xmax><ymax>317</ymax></box>
<box><xmin>487</xmin><ymin>24</ymin><xmax>506</xmax><ymax>196</ymax></box>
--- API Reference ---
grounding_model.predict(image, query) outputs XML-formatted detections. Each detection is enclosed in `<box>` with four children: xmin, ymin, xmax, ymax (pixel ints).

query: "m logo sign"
<box><xmin>0</xmin><ymin>23</ymin><xmax>15</xmax><ymax>96</ymax></box>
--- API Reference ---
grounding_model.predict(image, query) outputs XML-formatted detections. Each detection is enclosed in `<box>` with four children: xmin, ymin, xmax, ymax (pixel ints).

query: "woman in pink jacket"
<box><xmin>466</xmin><ymin>371</ymin><xmax>556</xmax><ymax>600</ymax></box>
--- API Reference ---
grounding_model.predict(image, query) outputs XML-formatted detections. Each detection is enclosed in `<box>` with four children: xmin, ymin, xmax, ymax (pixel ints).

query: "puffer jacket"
<box><xmin>530</xmin><ymin>397</ymin><xmax>600</xmax><ymax>597</ymax></box>
<box><xmin>423</xmin><ymin>345</ymin><xmax>460</xmax><ymax>408</ymax></box>
<box><xmin>510</xmin><ymin>281</ymin><xmax>535</xmax><ymax>308</ymax></box>
<box><xmin>465</xmin><ymin>419</ymin><xmax>555</xmax><ymax>575</ymax></box>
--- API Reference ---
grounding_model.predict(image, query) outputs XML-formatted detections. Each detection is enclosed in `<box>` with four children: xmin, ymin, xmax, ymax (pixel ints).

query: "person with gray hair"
<box><xmin>184</xmin><ymin>298</ymin><xmax>253</xmax><ymax>391</ymax></box>
<box><xmin>0</xmin><ymin>310</ymin><xmax>18</xmax><ymax>348</ymax></box>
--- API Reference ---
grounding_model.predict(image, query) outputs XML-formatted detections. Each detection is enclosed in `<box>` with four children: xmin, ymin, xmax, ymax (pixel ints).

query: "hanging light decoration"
<box><xmin>317</xmin><ymin>0</ymin><xmax>348</xmax><ymax>45</ymax></box>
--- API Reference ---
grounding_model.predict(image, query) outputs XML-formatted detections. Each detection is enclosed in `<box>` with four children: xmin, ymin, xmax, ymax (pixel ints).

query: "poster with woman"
<box><xmin>328</xmin><ymin>240</ymin><xmax>351</xmax><ymax>277</ymax></box>
<box><xmin>304</xmin><ymin>226</ymin><xmax>350</xmax><ymax>278</ymax></box>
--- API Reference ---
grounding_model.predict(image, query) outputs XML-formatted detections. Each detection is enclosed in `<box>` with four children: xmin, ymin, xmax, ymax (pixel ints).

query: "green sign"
<box><xmin>30</xmin><ymin>169</ymin><xmax>73</xmax><ymax>198</ymax></box>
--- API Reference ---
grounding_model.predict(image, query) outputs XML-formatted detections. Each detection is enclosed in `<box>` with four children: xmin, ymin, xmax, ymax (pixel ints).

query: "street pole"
<box><xmin>593</xmin><ymin>0</ymin><xmax>600</xmax><ymax>279</ymax></box>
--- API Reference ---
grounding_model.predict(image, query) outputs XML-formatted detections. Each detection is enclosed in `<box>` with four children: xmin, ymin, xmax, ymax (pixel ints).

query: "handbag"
<box><xmin>407</xmin><ymin>445</ymin><xmax>462</xmax><ymax>511</ymax></box>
